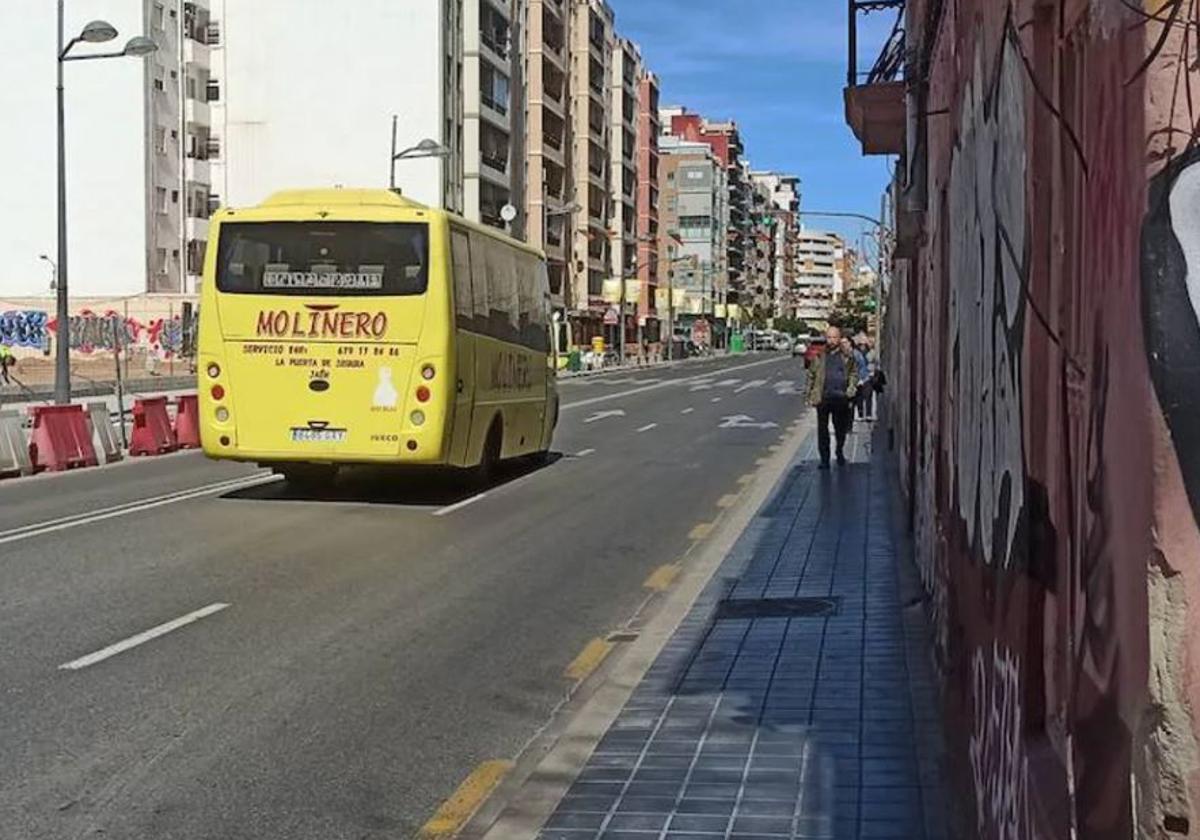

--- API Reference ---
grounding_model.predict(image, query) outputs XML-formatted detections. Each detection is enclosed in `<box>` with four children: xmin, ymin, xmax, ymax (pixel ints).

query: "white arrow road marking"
<box><xmin>715</xmin><ymin>379</ymin><xmax>741</xmax><ymax>388</ymax></box>
<box><xmin>720</xmin><ymin>415</ymin><xmax>780</xmax><ymax>430</ymax></box>
<box><xmin>59</xmin><ymin>603</ymin><xmax>231</xmax><ymax>671</ymax></box>
<box><xmin>773</xmin><ymin>380</ymin><xmax>801</xmax><ymax>395</ymax></box>
<box><xmin>689</xmin><ymin>384</ymin><xmax>714</xmax><ymax>392</ymax></box>
<box><xmin>584</xmin><ymin>409</ymin><xmax>627</xmax><ymax>423</ymax></box>
<box><xmin>736</xmin><ymin>379</ymin><xmax>768</xmax><ymax>394</ymax></box>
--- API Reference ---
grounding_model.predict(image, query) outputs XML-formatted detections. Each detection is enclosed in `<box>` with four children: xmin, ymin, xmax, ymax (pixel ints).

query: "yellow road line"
<box><xmin>420</xmin><ymin>760</ymin><xmax>513</xmax><ymax>838</ymax></box>
<box><xmin>565</xmin><ymin>638</ymin><xmax>614</xmax><ymax>681</ymax></box>
<box><xmin>643</xmin><ymin>563</ymin><xmax>681</xmax><ymax>591</ymax></box>
<box><xmin>689</xmin><ymin>522</ymin><xmax>714</xmax><ymax>541</ymax></box>
<box><xmin>716</xmin><ymin>494</ymin><xmax>739</xmax><ymax>509</ymax></box>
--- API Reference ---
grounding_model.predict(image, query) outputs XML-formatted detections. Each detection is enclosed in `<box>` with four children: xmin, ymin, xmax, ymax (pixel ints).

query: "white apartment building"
<box><xmin>210</xmin><ymin>0</ymin><xmax>523</xmax><ymax>234</ymax></box>
<box><xmin>1</xmin><ymin>0</ymin><xmax>218</xmax><ymax>296</ymax></box>
<box><xmin>796</xmin><ymin>230</ymin><xmax>844</xmax><ymax>323</ymax></box>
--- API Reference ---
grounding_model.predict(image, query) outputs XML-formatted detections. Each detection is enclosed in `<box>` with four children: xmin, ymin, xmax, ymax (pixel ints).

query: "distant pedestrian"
<box><xmin>807</xmin><ymin>326</ymin><xmax>860</xmax><ymax>468</ymax></box>
<box><xmin>0</xmin><ymin>345</ymin><xmax>13</xmax><ymax>386</ymax></box>
<box><xmin>855</xmin><ymin>338</ymin><xmax>877</xmax><ymax>421</ymax></box>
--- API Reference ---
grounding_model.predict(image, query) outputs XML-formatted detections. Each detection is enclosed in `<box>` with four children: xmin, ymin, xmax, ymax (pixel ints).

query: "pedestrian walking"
<box><xmin>0</xmin><ymin>344</ymin><xmax>13</xmax><ymax>386</ymax></box>
<box><xmin>855</xmin><ymin>338</ymin><xmax>877</xmax><ymax>421</ymax></box>
<box><xmin>807</xmin><ymin>326</ymin><xmax>860</xmax><ymax>469</ymax></box>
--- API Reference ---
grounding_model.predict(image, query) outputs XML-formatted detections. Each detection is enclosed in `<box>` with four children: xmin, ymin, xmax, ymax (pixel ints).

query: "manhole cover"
<box><xmin>715</xmin><ymin>596</ymin><xmax>840</xmax><ymax>620</ymax></box>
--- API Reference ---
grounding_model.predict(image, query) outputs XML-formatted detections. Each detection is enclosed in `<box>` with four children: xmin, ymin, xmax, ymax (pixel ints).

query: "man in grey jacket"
<box><xmin>806</xmin><ymin>326</ymin><xmax>860</xmax><ymax>468</ymax></box>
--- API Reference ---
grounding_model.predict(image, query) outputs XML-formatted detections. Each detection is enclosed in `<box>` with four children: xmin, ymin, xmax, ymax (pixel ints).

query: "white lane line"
<box><xmin>560</xmin><ymin>356</ymin><xmax>787</xmax><ymax>412</ymax></box>
<box><xmin>433</xmin><ymin>492</ymin><xmax>488</xmax><ymax>517</ymax></box>
<box><xmin>681</xmin><ymin>408</ymin><xmax>695</xmax><ymax>415</ymax></box>
<box><xmin>712</xmin><ymin>397</ymin><xmax>723</xmax><ymax>403</ymax></box>
<box><xmin>0</xmin><ymin>473</ymin><xmax>281</xmax><ymax>548</ymax></box>
<box><xmin>576</xmin><ymin>448</ymin><xmax>596</xmax><ymax>457</ymax></box>
<box><xmin>637</xmin><ymin>423</ymin><xmax>658</xmax><ymax>433</ymax></box>
<box><xmin>59</xmin><ymin>603</ymin><xmax>230</xmax><ymax>671</ymax></box>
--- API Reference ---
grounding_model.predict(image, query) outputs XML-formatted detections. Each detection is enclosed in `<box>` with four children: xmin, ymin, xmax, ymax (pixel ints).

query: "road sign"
<box><xmin>604</xmin><ymin>307</ymin><xmax>620</xmax><ymax>326</ymax></box>
<box><xmin>691</xmin><ymin>318</ymin><xmax>711</xmax><ymax>346</ymax></box>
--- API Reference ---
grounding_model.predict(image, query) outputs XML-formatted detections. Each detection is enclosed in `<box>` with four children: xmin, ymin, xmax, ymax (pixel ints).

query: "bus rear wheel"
<box><xmin>274</xmin><ymin>463</ymin><xmax>338</xmax><ymax>491</ymax></box>
<box><xmin>472</xmin><ymin>424</ymin><xmax>503</xmax><ymax>488</ymax></box>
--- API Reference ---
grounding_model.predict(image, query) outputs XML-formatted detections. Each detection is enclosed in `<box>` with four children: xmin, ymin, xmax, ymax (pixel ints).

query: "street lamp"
<box><xmin>39</xmin><ymin>255</ymin><xmax>58</xmax><ymax>292</ymax></box>
<box><xmin>797</xmin><ymin>209</ymin><xmax>890</xmax><ymax>350</ymax></box>
<box><xmin>389</xmin><ymin>116</ymin><xmax>450</xmax><ymax>190</ymax></box>
<box><xmin>55</xmin><ymin>7</ymin><xmax>158</xmax><ymax>404</ymax></box>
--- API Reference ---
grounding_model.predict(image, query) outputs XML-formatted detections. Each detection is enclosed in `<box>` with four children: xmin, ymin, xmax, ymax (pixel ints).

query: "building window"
<box><xmin>206</xmin><ymin>79</ymin><xmax>221</xmax><ymax>102</ymax></box>
<box><xmin>153</xmin><ymin>3</ymin><xmax>165</xmax><ymax>31</ymax></box>
<box><xmin>155</xmin><ymin>187</ymin><xmax>168</xmax><ymax>214</ymax></box>
<box><xmin>171</xmin><ymin>189</ymin><xmax>179</xmax><ymax>204</ymax></box>
<box><xmin>156</xmin><ymin>247</ymin><xmax>168</xmax><ymax>274</ymax></box>
<box><xmin>153</xmin><ymin>127</ymin><xmax>166</xmax><ymax>155</ymax></box>
<box><xmin>153</xmin><ymin>76</ymin><xmax>165</xmax><ymax>92</ymax></box>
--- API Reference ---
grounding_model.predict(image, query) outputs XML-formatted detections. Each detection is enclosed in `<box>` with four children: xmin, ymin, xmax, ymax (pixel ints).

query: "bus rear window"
<box><xmin>216</xmin><ymin>222</ymin><xmax>429</xmax><ymax>296</ymax></box>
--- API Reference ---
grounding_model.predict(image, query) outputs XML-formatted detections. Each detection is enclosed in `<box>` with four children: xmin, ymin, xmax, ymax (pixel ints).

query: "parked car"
<box><xmin>791</xmin><ymin>337</ymin><xmax>808</xmax><ymax>357</ymax></box>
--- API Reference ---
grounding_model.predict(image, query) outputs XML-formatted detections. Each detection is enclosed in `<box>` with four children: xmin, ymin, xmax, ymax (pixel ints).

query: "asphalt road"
<box><xmin>0</xmin><ymin>353</ymin><xmax>811</xmax><ymax>839</ymax></box>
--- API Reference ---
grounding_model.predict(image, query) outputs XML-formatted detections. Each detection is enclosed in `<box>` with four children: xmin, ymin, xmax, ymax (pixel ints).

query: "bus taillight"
<box><xmin>416</xmin><ymin>386</ymin><xmax>431</xmax><ymax>403</ymax></box>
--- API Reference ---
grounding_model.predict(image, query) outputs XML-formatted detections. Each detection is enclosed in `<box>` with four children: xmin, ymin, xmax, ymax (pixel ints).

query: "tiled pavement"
<box><xmin>536</xmin><ymin>428</ymin><xmax>948</xmax><ymax>840</ymax></box>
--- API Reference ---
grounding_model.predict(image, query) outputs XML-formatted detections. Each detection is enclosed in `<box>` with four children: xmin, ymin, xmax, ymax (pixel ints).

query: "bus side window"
<box><xmin>469</xmin><ymin>233</ymin><xmax>490</xmax><ymax>335</ymax></box>
<box><xmin>489</xmin><ymin>241</ymin><xmax>519</xmax><ymax>345</ymax></box>
<box><xmin>517</xmin><ymin>253</ymin><xmax>537</xmax><ymax>349</ymax></box>
<box><xmin>451</xmin><ymin>229</ymin><xmax>473</xmax><ymax>331</ymax></box>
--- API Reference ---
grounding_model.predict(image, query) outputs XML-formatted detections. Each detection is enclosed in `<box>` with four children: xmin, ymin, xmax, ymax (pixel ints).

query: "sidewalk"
<box><xmin>534</xmin><ymin>426</ymin><xmax>948</xmax><ymax>840</ymax></box>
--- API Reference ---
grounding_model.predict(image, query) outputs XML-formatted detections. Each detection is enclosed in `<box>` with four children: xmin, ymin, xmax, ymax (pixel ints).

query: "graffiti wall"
<box><xmin>0</xmin><ymin>295</ymin><xmax>198</xmax><ymax>359</ymax></box>
<box><xmin>884</xmin><ymin>0</ymin><xmax>1200</xmax><ymax>837</ymax></box>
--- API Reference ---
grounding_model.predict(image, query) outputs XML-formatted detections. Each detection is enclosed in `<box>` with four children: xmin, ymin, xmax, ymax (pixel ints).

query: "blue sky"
<box><xmin>610</xmin><ymin>0</ymin><xmax>898</xmax><ymax>247</ymax></box>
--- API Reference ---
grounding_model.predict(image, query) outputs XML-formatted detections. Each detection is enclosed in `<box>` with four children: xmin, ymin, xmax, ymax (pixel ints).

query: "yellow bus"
<box><xmin>197</xmin><ymin>188</ymin><xmax>557</xmax><ymax>485</ymax></box>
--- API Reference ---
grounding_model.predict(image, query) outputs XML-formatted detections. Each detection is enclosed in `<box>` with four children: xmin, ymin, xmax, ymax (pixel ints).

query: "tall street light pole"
<box><xmin>797</xmin><ymin>209</ymin><xmax>889</xmax><ymax>351</ymax></box>
<box><xmin>55</xmin><ymin>10</ymin><xmax>157</xmax><ymax>404</ymax></box>
<box><xmin>390</xmin><ymin>117</ymin><xmax>450</xmax><ymax>190</ymax></box>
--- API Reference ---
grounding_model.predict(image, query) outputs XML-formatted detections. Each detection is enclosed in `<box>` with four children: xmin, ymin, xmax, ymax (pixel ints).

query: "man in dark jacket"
<box><xmin>806</xmin><ymin>325</ymin><xmax>860</xmax><ymax>468</ymax></box>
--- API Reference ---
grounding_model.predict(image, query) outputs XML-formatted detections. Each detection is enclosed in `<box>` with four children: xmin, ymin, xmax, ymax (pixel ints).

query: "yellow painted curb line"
<box><xmin>688</xmin><ymin>522</ymin><xmax>714</xmax><ymax>541</ymax></box>
<box><xmin>737</xmin><ymin>474</ymin><xmax>755</xmax><ymax>485</ymax></box>
<box><xmin>420</xmin><ymin>760</ymin><xmax>513</xmax><ymax>838</ymax></box>
<box><xmin>716</xmin><ymin>494</ymin><xmax>739</xmax><ymax>509</ymax></box>
<box><xmin>565</xmin><ymin>638</ymin><xmax>614</xmax><ymax>681</ymax></box>
<box><xmin>643</xmin><ymin>563</ymin><xmax>681</xmax><ymax>592</ymax></box>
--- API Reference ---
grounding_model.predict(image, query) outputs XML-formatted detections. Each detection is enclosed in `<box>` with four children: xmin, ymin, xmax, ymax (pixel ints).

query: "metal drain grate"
<box><xmin>714</xmin><ymin>596</ymin><xmax>841</xmax><ymax>620</ymax></box>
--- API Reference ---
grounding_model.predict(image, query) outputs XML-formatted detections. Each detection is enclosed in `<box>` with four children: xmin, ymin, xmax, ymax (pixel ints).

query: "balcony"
<box><xmin>184</xmin><ymin>97</ymin><xmax>210</xmax><ymax>128</ymax></box>
<box><xmin>183</xmin><ymin>37</ymin><xmax>209</xmax><ymax>67</ymax></box>
<box><xmin>844</xmin><ymin>0</ymin><xmax>906</xmax><ymax>155</ymax></box>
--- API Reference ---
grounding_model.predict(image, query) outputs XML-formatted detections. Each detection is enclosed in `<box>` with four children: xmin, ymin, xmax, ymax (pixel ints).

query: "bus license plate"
<box><xmin>290</xmin><ymin>428</ymin><xmax>347</xmax><ymax>443</ymax></box>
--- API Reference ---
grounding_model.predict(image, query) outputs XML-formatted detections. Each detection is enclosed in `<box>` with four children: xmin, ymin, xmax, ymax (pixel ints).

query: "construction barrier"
<box><xmin>29</xmin><ymin>405</ymin><xmax>99</xmax><ymax>472</ymax></box>
<box><xmin>174</xmin><ymin>394</ymin><xmax>200</xmax><ymax>449</ymax></box>
<box><xmin>0</xmin><ymin>410</ymin><xmax>34</xmax><ymax>478</ymax></box>
<box><xmin>87</xmin><ymin>402</ymin><xmax>124</xmax><ymax>464</ymax></box>
<box><xmin>129</xmin><ymin>397</ymin><xmax>178</xmax><ymax>457</ymax></box>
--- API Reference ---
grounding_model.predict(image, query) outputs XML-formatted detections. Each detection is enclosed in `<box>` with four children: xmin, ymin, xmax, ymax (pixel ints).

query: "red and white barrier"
<box><xmin>129</xmin><ymin>397</ymin><xmax>178</xmax><ymax>457</ymax></box>
<box><xmin>0</xmin><ymin>410</ymin><xmax>33</xmax><ymax>478</ymax></box>
<box><xmin>28</xmin><ymin>405</ymin><xmax>99</xmax><ymax>472</ymax></box>
<box><xmin>174</xmin><ymin>394</ymin><xmax>200</xmax><ymax>449</ymax></box>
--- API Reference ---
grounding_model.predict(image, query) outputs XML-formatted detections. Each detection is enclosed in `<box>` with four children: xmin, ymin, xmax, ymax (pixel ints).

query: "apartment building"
<box><xmin>1</xmin><ymin>0</ymin><xmax>219</xmax><ymax>296</ymax></box>
<box><xmin>523</xmin><ymin>0</ymin><xmax>572</xmax><ymax>308</ymax></box>
<box><xmin>657</xmin><ymin>136</ymin><xmax>727</xmax><ymax>328</ymax></box>
<box><xmin>636</xmin><ymin>72</ymin><xmax>661</xmax><ymax>344</ymax></box>
<box><xmin>795</xmin><ymin>230</ymin><xmax>844</xmax><ymax>324</ymax></box>
<box><xmin>213</xmin><ymin>0</ymin><xmax>523</xmax><ymax>235</ymax></box>
<box><xmin>663</xmin><ymin>109</ymin><xmax>750</xmax><ymax>323</ymax></box>
<box><xmin>567</xmin><ymin>0</ymin><xmax>615</xmax><ymax>341</ymax></box>
<box><xmin>750</xmin><ymin>171</ymin><xmax>801</xmax><ymax>318</ymax></box>
<box><xmin>607</xmin><ymin>37</ymin><xmax>641</xmax><ymax>350</ymax></box>
<box><xmin>465</xmin><ymin>0</ymin><xmax>525</xmax><ymax>232</ymax></box>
